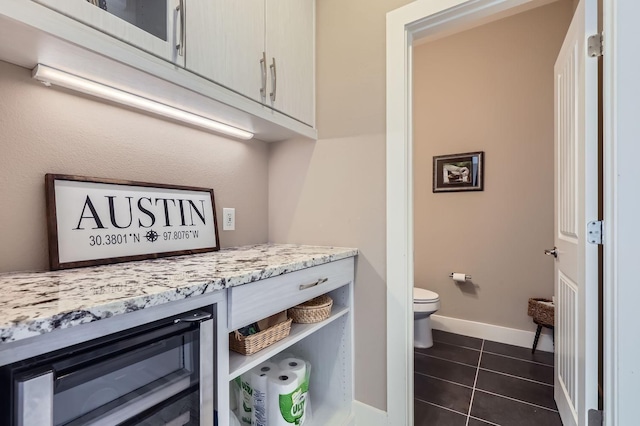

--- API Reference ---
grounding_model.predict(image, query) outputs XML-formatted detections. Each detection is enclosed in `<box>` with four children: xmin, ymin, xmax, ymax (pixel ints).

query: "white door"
<box><xmin>553</xmin><ymin>0</ymin><xmax>599</xmax><ymax>425</ymax></box>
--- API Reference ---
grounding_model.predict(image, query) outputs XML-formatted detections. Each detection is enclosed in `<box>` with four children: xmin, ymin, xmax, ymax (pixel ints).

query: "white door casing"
<box><xmin>388</xmin><ymin>0</ymin><xmax>638</xmax><ymax>425</ymax></box>
<box><xmin>387</xmin><ymin>0</ymin><xmax>617</xmax><ymax>425</ymax></box>
<box><xmin>553</xmin><ymin>0</ymin><xmax>599</xmax><ymax>424</ymax></box>
<box><xmin>386</xmin><ymin>1</ymin><xmax>558</xmax><ymax>425</ymax></box>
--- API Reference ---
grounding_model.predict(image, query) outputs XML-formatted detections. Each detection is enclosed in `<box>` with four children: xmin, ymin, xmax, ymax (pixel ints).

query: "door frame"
<box><xmin>386</xmin><ymin>0</ymin><xmax>622</xmax><ymax>424</ymax></box>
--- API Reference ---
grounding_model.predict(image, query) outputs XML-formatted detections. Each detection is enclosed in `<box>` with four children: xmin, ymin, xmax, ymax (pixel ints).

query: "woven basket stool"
<box><xmin>527</xmin><ymin>298</ymin><xmax>555</xmax><ymax>354</ymax></box>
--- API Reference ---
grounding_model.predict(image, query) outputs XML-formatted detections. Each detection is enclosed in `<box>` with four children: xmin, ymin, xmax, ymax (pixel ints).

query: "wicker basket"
<box><xmin>527</xmin><ymin>298</ymin><xmax>555</xmax><ymax>326</ymax></box>
<box><xmin>229</xmin><ymin>318</ymin><xmax>293</xmax><ymax>356</ymax></box>
<box><xmin>288</xmin><ymin>294</ymin><xmax>333</xmax><ymax>324</ymax></box>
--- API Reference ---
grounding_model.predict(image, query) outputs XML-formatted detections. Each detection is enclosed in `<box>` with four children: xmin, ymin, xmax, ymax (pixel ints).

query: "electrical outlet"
<box><xmin>223</xmin><ymin>208</ymin><xmax>235</xmax><ymax>231</ymax></box>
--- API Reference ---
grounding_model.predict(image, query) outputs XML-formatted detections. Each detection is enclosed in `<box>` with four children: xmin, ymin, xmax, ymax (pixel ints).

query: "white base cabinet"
<box><xmin>225</xmin><ymin>259</ymin><xmax>354</xmax><ymax>426</ymax></box>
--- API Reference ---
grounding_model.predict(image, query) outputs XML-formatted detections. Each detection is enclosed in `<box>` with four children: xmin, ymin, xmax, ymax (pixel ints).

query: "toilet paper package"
<box><xmin>250</xmin><ymin>361</ymin><xmax>279</xmax><ymax>426</ymax></box>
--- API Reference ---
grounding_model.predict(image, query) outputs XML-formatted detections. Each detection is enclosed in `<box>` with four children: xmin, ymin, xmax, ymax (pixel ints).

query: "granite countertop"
<box><xmin>0</xmin><ymin>244</ymin><xmax>358</xmax><ymax>345</ymax></box>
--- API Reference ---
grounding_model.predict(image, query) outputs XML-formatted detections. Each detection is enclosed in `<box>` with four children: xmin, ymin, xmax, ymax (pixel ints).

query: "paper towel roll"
<box><xmin>279</xmin><ymin>357</ymin><xmax>307</xmax><ymax>386</ymax></box>
<box><xmin>238</xmin><ymin>372</ymin><xmax>253</xmax><ymax>426</ymax></box>
<box><xmin>250</xmin><ymin>362</ymin><xmax>278</xmax><ymax>426</ymax></box>
<box><xmin>267</xmin><ymin>371</ymin><xmax>300</xmax><ymax>426</ymax></box>
<box><xmin>452</xmin><ymin>273</ymin><xmax>467</xmax><ymax>283</ymax></box>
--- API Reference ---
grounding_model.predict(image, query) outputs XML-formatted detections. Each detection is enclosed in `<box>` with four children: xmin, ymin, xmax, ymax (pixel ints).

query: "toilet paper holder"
<box><xmin>449</xmin><ymin>273</ymin><xmax>472</xmax><ymax>280</ymax></box>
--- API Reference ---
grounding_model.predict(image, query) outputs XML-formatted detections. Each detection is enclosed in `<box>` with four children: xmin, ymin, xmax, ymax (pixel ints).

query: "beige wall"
<box><xmin>269</xmin><ymin>0</ymin><xmax>412</xmax><ymax>411</ymax></box>
<box><xmin>270</xmin><ymin>0</ymin><xmax>573</xmax><ymax>411</ymax></box>
<box><xmin>0</xmin><ymin>60</ymin><xmax>269</xmax><ymax>273</ymax></box>
<box><xmin>413</xmin><ymin>1</ymin><xmax>572</xmax><ymax>331</ymax></box>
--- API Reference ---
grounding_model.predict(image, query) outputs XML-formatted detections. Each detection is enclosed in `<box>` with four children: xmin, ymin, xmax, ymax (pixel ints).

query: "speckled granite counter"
<box><xmin>0</xmin><ymin>244</ymin><xmax>358</xmax><ymax>344</ymax></box>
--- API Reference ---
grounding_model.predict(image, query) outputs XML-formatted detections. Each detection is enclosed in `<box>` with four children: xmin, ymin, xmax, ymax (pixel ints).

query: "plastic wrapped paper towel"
<box><xmin>278</xmin><ymin>358</ymin><xmax>307</xmax><ymax>388</ymax></box>
<box><xmin>250</xmin><ymin>361</ymin><xmax>279</xmax><ymax>426</ymax></box>
<box><xmin>267</xmin><ymin>371</ymin><xmax>301</xmax><ymax>426</ymax></box>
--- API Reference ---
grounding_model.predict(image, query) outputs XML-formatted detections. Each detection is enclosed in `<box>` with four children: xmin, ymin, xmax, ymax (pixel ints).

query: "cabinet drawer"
<box><xmin>227</xmin><ymin>257</ymin><xmax>353</xmax><ymax>330</ymax></box>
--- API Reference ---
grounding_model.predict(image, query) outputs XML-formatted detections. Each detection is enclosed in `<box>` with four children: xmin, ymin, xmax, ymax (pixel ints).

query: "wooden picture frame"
<box><xmin>46</xmin><ymin>174</ymin><xmax>220</xmax><ymax>270</ymax></box>
<box><xmin>433</xmin><ymin>151</ymin><xmax>485</xmax><ymax>192</ymax></box>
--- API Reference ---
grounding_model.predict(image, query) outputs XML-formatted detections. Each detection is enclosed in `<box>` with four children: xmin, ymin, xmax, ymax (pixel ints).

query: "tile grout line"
<box><xmin>465</xmin><ymin>339</ymin><xmax>485</xmax><ymax>426</ymax></box>
<box><xmin>415</xmin><ymin>351</ymin><xmax>479</xmax><ymax>369</ymax></box>
<box><xmin>433</xmin><ymin>334</ymin><xmax>553</xmax><ymax>366</ymax></box>
<box><xmin>469</xmin><ymin>415</ymin><xmax>501</xmax><ymax>426</ymax></box>
<box><xmin>474</xmin><ymin>389</ymin><xmax>560</xmax><ymax>413</ymax></box>
<box><xmin>478</xmin><ymin>367</ymin><xmax>554</xmax><ymax>387</ymax></box>
<box><xmin>418</xmin><ymin>350</ymin><xmax>553</xmax><ymax>387</ymax></box>
<box><xmin>414</xmin><ymin>397</ymin><xmax>469</xmax><ymax>418</ymax></box>
<box><xmin>414</xmin><ymin>371</ymin><xmax>474</xmax><ymax>390</ymax></box>
<box><xmin>482</xmin><ymin>350</ymin><xmax>554</xmax><ymax>367</ymax></box>
<box><xmin>432</xmin><ymin>339</ymin><xmax>483</xmax><ymax>352</ymax></box>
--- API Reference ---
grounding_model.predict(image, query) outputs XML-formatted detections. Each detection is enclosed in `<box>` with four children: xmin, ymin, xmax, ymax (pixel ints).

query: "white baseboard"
<box><xmin>430</xmin><ymin>314</ymin><xmax>554</xmax><ymax>353</ymax></box>
<box><xmin>353</xmin><ymin>400</ymin><xmax>387</xmax><ymax>426</ymax></box>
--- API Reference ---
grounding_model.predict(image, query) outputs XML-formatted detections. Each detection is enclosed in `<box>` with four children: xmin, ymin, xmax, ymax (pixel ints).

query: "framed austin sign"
<box><xmin>45</xmin><ymin>174</ymin><xmax>220</xmax><ymax>270</ymax></box>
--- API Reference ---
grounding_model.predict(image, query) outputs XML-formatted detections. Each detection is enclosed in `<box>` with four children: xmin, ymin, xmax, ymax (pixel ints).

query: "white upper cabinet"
<box><xmin>185</xmin><ymin>0</ymin><xmax>315</xmax><ymax>126</ymax></box>
<box><xmin>185</xmin><ymin>0</ymin><xmax>265</xmax><ymax>104</ymax></box>
<box><xmin>2</xmin><ymin>0</ymin><xmax>317</xmax><ymax>139</ymax></box>
<box><xmin>265</xmin><ymin>0</ymin><xmax>315</xmax><ymax>127</ymax></box>
<box><xmin>34</xmin><ymin>0</ymin><xmax>184</xmax><ymax>66</ymax></box>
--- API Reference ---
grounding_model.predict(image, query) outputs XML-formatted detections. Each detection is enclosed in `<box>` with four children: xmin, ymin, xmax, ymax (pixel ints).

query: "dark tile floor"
<box><xmin>414</xmin><ymin>330</ymin><xmax>561</xmax><ymax>426</ymax></box>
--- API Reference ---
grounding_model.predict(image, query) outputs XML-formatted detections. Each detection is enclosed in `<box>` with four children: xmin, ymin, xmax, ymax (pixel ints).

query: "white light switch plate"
<box><xmin>223</xmin><ymin>208</ymin><xmax>235</xmax><ymax>231</ymax></box>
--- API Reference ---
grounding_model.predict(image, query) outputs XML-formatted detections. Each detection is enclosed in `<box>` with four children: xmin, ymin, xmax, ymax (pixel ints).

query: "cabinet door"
<box><xmin>186</xmin><ymin>0</ymin><xmax>265</xmax><ymax>103</ymax></box>
<box><xmin>34</xmin><ymin>0</ymin><xmax>183</xmax><ymax>65</ymax></box>
<box><xmin>265</xmin><ymin>0</ymin><xmax>315</xmax><ymax>126</ymax></box>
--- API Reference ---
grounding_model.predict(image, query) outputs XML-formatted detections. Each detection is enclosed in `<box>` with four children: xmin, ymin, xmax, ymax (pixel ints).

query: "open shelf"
<box><xmin>305</xmin><ymin>403</ymin><xmax>353</xmax><ymax>426</ymax></box>
<box><xmin>228</xmin><ymin>305</ymin><xmax>349</xmax><ymax>380</ymax></box>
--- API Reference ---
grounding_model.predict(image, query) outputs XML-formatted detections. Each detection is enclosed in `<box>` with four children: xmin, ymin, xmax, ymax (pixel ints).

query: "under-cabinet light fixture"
<box><xmin>32</xmin><ymin>64</ymin><xmax>254</xmax><ymax>140</ymax></box>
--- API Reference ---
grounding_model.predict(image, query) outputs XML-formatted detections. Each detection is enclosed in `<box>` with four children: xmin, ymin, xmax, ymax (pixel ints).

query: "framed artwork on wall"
<box><xmin>45</xmin><ymin>174</ymin><xmax>220</xmax><ymax>270</ymax></box>
<box><xmin>432</xmin><ymin>151</ymin><xmax>484</xmax><ymax>192</ymax></box>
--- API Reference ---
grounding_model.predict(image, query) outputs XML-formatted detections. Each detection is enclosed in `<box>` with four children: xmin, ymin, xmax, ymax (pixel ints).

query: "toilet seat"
<box><xmin>414</xmin><ymin>287</ymin><xmax>439</xmax><ymax>303</ymax></box>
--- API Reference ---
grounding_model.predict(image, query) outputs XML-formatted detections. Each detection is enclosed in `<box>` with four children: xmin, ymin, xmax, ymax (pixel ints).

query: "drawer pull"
<box><xmin>299</xmin><ymin>277</ymin><xmax>328</xmax><ymax>291</ymax></box>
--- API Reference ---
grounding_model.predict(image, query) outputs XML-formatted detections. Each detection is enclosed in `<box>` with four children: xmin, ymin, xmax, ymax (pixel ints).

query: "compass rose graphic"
<box><xmin>144</xmin><ymin>229</ymin><xmax>159</xmax><ymax>243</ymax></box>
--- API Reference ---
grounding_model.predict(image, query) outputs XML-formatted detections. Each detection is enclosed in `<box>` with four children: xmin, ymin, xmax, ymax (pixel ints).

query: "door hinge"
<box><xmin>587</xmin><ymin>220</ymin><xmax>603</xmax><ymax>245</ymax></box>
<box><xmin>588</xmin><ymin>33</ymin><xmax>603</xmax><ymax>57</ymax></box>
<box><xmin>588</xmin><ymin>409</ymin><xmax>603</xmax><ymax>426</ymax></box>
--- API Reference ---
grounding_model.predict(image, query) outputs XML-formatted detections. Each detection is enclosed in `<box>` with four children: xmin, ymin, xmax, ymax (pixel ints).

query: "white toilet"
<box><xmin>414</xmin><ymin>287</ymin><xmax>441</xmax><ymax>348</ymax></box>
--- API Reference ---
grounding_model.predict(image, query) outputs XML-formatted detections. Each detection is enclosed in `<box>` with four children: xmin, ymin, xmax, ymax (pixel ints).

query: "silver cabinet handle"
<box><xmin>176</xmin><ymin>0</ymin><xmax>185</xmax><ymax>57</ymax></box>
<box><xmin>299</xmin><ymin>277</ymin><xmax>328</xmax><ymax>291</ymax></box>
<box><xmin>260</xmin><ymin>51</ymin><xmax>267</xmax><ymax>100</ymax></box>
<box><xmin>544</xmin><ymin>247</ymin><xmax>558</xmax><ymax>258</ymax></box>
<box><xmin>269</xmin><ymin>57</ymin><xmax>277</xmax><ymax>102</ymax></box>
